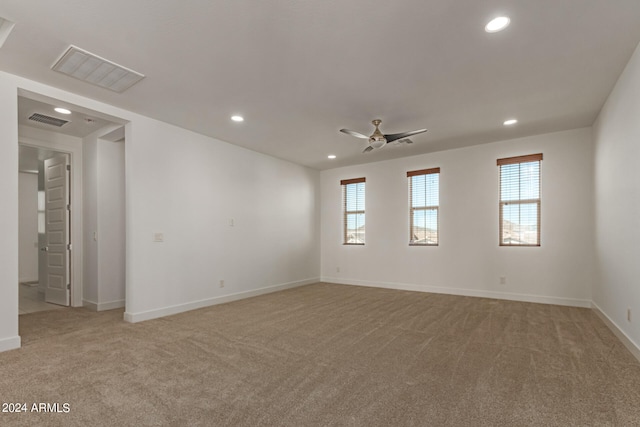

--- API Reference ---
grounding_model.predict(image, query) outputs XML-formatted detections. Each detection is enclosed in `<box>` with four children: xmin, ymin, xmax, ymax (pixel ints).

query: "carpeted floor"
<box><xmin>1</xmin><ymin>283</ymin><xmax>639</xmax><ymax>426</ymax></box>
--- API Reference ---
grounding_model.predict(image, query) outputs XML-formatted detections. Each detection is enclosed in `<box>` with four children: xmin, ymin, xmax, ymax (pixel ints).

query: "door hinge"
<box><xmin>67</xmin><ymin>283</ymin><xmax>71</xmax><ymax>290</ymax></box>
<box><xmin>66</xmin><ymin>204</ymin><xmax>71</xmax><ymax>211</ymax></box>
<box><xmin>67</xmin><ymin>243</ymin><xmax>72</xmax><ymax>250</ymax></box>
<box><xmin>66</xmin><ymin>164</ymin><xmax>71</xmax><ymax>171</ymax></box>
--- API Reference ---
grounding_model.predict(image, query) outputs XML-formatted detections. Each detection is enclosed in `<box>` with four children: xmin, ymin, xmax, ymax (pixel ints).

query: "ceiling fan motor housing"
<box><xmin>369</xmin><ymin>119</ymin><xmax>387</xmax><ymax>148</ymax></box>
<box><xmin>369</xmin><ymin>135</ymin><xmax>386</xmax><ymax>148</ymax></box>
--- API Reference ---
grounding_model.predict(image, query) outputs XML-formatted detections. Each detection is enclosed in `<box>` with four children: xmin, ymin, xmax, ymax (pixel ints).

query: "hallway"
<box><xmin>18</xmin><ymin>283</ymin><xmax>65</xmax><ymax>315</ymax></box>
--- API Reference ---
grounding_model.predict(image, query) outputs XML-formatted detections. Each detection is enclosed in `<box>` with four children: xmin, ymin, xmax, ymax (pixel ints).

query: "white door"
<box><xmin>43</xmin><ymin>155</ymin><xmax>70</xmax><ymax>306</ymax></box>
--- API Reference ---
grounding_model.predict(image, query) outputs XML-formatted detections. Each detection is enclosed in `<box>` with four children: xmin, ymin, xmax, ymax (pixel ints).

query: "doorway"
<box><xmin>18</xmin><ymin>147</ymin><xmax>72</xmax><ymax>314</ymax></box>
<box><xmin>19</xmin><ymin>145</ymin><xmax>73</xmax><ymax>312</ymax></box>
<box><xmin>17</xmin><ymin>92</ymin><xmax>127</xmax><ymax>319</ymax></box>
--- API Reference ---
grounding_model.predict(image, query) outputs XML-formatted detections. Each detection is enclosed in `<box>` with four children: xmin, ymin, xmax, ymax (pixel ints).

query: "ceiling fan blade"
<box><xmin>384</xmin><ymin>129</ymin><xmax>427</xmax><ymax>143</ymax></box>
<box><xmin>362</xmin><ymin>145</ymin><xmax>374</xmax><ymax>153</ymax></box>
<box><xmin>340</xmin><ymin>128</ymin><xmax>369</xmax><ymax>139</ymax></box>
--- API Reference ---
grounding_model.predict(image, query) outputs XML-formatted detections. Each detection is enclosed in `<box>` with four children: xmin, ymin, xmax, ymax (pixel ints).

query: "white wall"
<box><xmin>321</xmin><ymin>128</ymin><xmax>595</xmax><ymax>306</ymax></box>
<box><xmin>83</xmin><ymin>133</ymin><xmax>126</xmax><ymax>311</ymax></box>
<box><xmin>83</xmin><ymin>133</ymin><xmax>99</xmax><ymax>305</ymax></box>
<box><xmin>0</xmin><ymin>71</ymin><xmax>321</xmax><ymax>350</ymax></box>
<box><xmin>0</xmin><ymin>77</ymin><xmax>20</xmax><ymax>352</ymax></box>
<box><xmin>124</xmin><ymin>118</ymin><xmax>320</xmax><ymax>321</ymax></box>
<box><xmin>18</xmin><ymin>172</ymin><xmax>38</xmax><ymax>283</ymax></box>
<box><xmin>97</xmin><ymin>139</ymin><xmax>125</xmax><ymax>308</ymax></box>
<box><xmin>593</xmin><ymin>41</ymin><xmax>640</xmax><ymax>349</ymax></box>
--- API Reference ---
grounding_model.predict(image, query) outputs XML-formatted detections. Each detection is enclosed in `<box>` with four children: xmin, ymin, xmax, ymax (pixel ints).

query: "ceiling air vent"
<box><xmin>28</xmin><ymin>113</ymin><xmax>69</xmax><ymax>127</ymax></box>
<box><xmin>51</xmin><ymin>45</ymin><xmax>145</xmax><ymax>93</ymax></box>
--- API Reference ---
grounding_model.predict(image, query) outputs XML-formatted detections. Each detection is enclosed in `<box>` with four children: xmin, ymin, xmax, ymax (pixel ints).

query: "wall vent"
<box><xmin>51</xmin><ymin>45</ymin><xmax>145</xmax><ymax>93</ymax></box>
<box><xmin>28</xmin><ymin>113</ymin><xmax>69</xmax><ymax>127</ymax></box>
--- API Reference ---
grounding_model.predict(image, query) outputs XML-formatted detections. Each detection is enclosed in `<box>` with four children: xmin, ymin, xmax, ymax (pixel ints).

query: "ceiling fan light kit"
<box><xmin>340</xmin><ymin>119</ymin><xmax>427</xmax><ymax>153</ymax></box>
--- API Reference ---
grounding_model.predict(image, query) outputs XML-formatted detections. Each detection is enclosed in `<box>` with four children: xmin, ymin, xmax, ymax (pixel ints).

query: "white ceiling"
<box><xmin>2</xmin><ymin>0</ymin><xmax>640</xmax><ymax>170</ymax></box>
<box><xmin>18</xmin><ymin>97</ymin><xmax>116</xmax><ymax>138</ymax></box>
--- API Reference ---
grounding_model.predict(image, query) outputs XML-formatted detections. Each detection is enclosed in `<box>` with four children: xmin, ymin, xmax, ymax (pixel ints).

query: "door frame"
<box><xmin>19</xmin><ymin>137</ymin><xmax>83</xmax><ymax>307</ymax></box>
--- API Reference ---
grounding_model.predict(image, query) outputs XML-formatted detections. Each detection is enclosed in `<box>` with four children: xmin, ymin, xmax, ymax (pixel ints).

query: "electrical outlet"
<box><xmin>336</xmin><ymin>267</ymin><xmax>340</xmax><ymax>273</ymax></box>
<box><xmin>499</xmin><ymin>276</ymin><xmax>506</xmax><ymax>285</ymax></box>
<box><xmin>219</xmin><ymin>280</ymin><xmax>225</xmax><ymax>288</ymax></box>
<box><xmin>628</xmin><ymin>308</ymin><xmax>632</xmax><ymax>322</ymax></box>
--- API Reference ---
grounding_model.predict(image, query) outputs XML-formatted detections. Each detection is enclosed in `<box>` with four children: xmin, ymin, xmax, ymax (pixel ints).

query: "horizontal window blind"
<box><xmin>498</xmin><ymin>154</ymin><xmax>542</xmax><ymax>246</ymax></box>
<box><xmin>407</xmin><ymin>168</ymin><xmax>440</xmax><ymax>245</ymax></box>
<box><xmin>341</xmin><ymin>178</ymin><xmax>365</xmax><ymax>245</ymax></box>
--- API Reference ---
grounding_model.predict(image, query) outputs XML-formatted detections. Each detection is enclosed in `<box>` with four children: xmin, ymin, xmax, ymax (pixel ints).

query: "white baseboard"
<box><xmin>83</xmin><ymin>300</ymin><xmax>97</xmax><ymax>311</ymax></box>
<box><xmin>592</xmin><ymin>302</ymin><xmax>640</xmax><ymax>363</ymax></box>
<box><xmin>123</xmin><ymin>277</ymin><xmax>319</xmax><ymax>323</ymax></box>
<box><xmin>321</xmin><ymin>277</ymin><xmax>592</xmax><ymax>308</ymax></box>
<box><xmin>0</xmin><ymin>335</ymin><xmax>21</xmax><ymax>353</ymax></box>
<box><xmin>98</xmin><ymin>299</ymin><xmax>125</xmax><ymax>311</ymax></box>
<box><xmin>83</xmin><ymin>299</ymin><xmax>125</xmax><ymax>312</ymax></box>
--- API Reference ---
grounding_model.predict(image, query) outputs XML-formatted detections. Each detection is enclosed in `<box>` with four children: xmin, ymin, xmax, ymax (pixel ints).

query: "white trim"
<box><xmin>592</xmin><ymin>302</ymin><xmax>640</xmax><ymax>363</ymax></box>
<box><xmin>123</xmin><ymin>278</ymin><xmax>319</xmax><ymax>323</ymax></box>
<box><xmin>98</xmin><ymin>299</ymin><xmax>125</xmax><ymax>311</ymax></box>
<box><xmin>0</xmin><ymin>335</ymin><xmax>21</xmax><ymax>353</ymax></box>
<box><xmin>321</xmin><ymin>277</ymin><xmax>592</xmax><ymax>308</ymax></box>
<box><xmin>84</xmin><ymin>299</ymin><xmax>125</xmax><ymax>312</ymax></box>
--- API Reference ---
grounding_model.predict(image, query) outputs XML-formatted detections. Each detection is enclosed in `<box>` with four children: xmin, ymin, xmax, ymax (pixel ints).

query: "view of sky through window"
<box><xmin>410</xmin><ymin>172</ymin><xmax>439</xmax><ymax>245</ymax></box>
<box><xmin>344</xmin><ymin>181</ymin><xmax>365</xmax><ymax>244</ymax></box>
<box><xmin>500</xmin><ymin>159</ymin><xmax>541</xmax><ymax>245</ymax></box>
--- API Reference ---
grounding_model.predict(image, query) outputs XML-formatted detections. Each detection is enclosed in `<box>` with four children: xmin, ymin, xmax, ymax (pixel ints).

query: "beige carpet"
<box><xmin>1</xmin><ymin>283</ymin><xmax>639</xmax><ymax>426</ymax></box>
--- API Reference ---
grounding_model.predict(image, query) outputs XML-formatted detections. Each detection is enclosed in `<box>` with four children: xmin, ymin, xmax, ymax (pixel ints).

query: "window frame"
<box><xmin>407</xmin><ymin>167</ymin><xmax>440</xmax><ymax>246</ymax></box>
<box><xmin>341</xmin><ymin>177</ymin><xmax>366</xmax><ymax>245</ymax></box>
<box><xmin>497</xmin><ymin>154</ymin><xmax>543</xmax><ymax>247</ymax></box>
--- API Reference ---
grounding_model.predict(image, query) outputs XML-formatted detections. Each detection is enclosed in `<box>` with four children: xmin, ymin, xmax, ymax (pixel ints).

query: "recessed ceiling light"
<box><xmin>485</xmin><ymin>16</ymin><xmax>510</xmax><ymax>33</ymax></box>
<box><xmin>231</xmin><ymin>115</ymin><xmax>244</xmax><ymax>122</ymax></box>
<box><xmin>503</xmin><ymin>119</ymin><xmax>518</xmax><ymax>126</ymax></box>
<box><xmin>328</xmin><ymin>155</ymin><xmax>336</xmax><ymax>159</ymax></box>
<box><xmin>54</xmin><ymin>107</ymin><xmax>72</xmax><ymax>115</ymax></box>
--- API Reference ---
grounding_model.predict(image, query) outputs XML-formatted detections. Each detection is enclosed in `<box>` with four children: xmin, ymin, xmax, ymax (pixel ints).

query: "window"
<box><xmin>408</xmin><ymin>168</ymin><xmax>440</xmax><ymax>245</ymax></box>
<box><xmin>341</xmin><ymin>178</ymin><xmax>365</xmax><ymax>245</ymax></box>
<box><xmin>498</xmin><ymin>154</ymin><xmax>542</xmax><ymax>246</ymax></box>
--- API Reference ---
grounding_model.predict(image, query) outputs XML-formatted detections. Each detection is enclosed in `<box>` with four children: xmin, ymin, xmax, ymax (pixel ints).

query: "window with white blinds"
<box><xmin>408</xmin><ymin>168</ymin><xmax>440</xmax><ymax>245</ymax></box>
<box><xmin>498</xmin><ymin>154</ymin><xmax>542</xmax><ymax>246</ymax></box>
<box><xmin>341</xmin><ymin>177</ymin><xmax>365</xmax><ymax>245</ymax></box>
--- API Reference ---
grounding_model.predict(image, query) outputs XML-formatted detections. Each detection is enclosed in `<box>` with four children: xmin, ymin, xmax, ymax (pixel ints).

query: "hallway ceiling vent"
<box><xmin>51</xmin><ymin>45</ymin><xmax>145</xmax><ymax>93</ymax></box>
<box><xmin>28</xmin><ymin>113</ymin><xmax>69</xmax><ymax>127</ymax></box>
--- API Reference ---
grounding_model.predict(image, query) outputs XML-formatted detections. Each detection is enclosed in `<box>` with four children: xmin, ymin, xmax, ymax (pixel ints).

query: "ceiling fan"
<box><xmin>340</xmin><ymin>119</ymin><xmax>427</xmax><ymax>153</ymax></box>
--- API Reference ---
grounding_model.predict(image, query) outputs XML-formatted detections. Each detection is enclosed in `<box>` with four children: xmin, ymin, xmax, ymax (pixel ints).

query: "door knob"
<box><xmin>41</xmin><ymin>246</ymin><xmax>49</xmax><ymax>252</ymax></box>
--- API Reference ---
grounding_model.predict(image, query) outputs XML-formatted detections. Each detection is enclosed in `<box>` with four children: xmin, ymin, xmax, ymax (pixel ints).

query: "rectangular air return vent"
<box><xmin>51</xmin><ymin>45</ymin><xmax>145</xmax><ymax>93</ymax></box>
<box><xmin>28</xmin><ymin>113</ymin><xmax>69</xmax><ymax>127</ymax></box>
